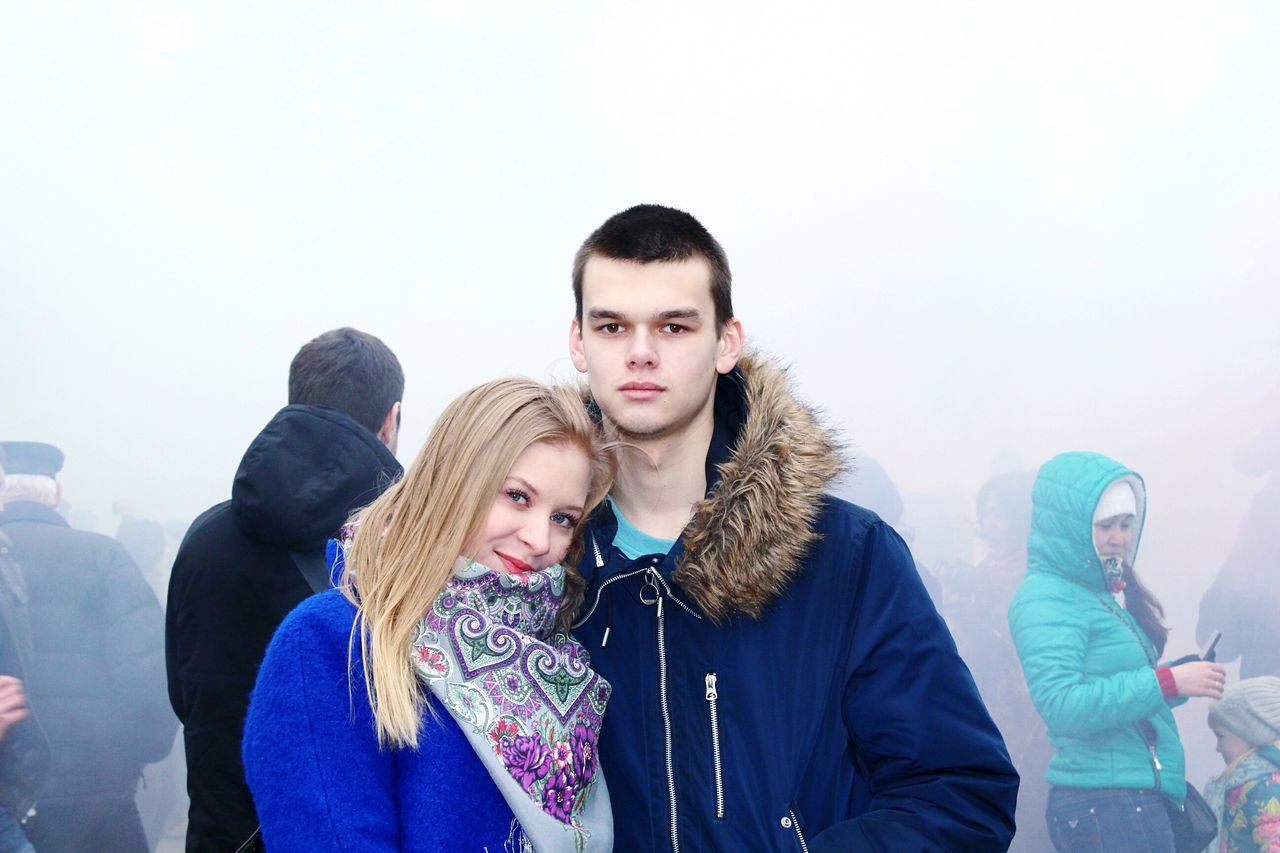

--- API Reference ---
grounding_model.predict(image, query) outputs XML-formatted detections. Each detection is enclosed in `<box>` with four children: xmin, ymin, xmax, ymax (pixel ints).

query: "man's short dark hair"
<box><xmin>288</xmin><ymin>328</ymin><xmax>404</xmax><ymax>435</ymax></box>
<box><xmin>573</xmin><ymin>204</ymin><xmax>733</xmax><ymax>331</ymax></box>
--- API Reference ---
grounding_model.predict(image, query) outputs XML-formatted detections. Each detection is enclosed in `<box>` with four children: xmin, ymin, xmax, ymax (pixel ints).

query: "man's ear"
<box><xmin>715</xmin><ymin>317</ymin><xmax>745</xmax><ymax>375</ymax></box>
<box><xmin>377</xmin><ymin>401</ymin><xmax>402</xmax><ymax>453</ymax></box>
<box><xmin>569</xmin><ymin>317</ymin><xmax>588</xmax><ymax>373</ymax></box>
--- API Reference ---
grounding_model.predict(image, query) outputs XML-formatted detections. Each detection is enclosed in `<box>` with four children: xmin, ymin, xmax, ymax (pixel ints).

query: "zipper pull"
<box><xmin>1147</xmin><ymin>744</ymin><xmax>1162</xmax><ymax>770</ymax></box>
<box><xmin>706</xmin><ymin>673</ymin><xmax>718</xmax><ymax>700</ymax></box>
<box><xmin>657</xmin><ymin>594</ymin><xmax>664</xmax><ymax>618</ymax></box>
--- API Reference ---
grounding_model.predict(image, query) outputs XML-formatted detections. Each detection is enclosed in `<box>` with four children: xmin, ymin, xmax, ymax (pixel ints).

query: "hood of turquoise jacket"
<box><xmin>1027</xmin><ymin>451</ymin><xmax>1148</xmax><ymax>592</ymax></box>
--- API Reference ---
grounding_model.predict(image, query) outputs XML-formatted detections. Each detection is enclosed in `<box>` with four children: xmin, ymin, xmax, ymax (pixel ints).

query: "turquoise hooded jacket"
<box><xmin>1008</xmin><ymin>451</ymin><xmax>1186</xmax><ymax>803</ymax></box>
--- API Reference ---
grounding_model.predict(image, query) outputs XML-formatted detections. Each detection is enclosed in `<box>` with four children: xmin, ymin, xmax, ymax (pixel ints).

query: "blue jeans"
<box><xmin>1047</xmin><ymin>786</ymin><xmax>1175</xmax><ymax>853</ymax></box>
<box><xmin>0</xmin><ymin>809</ymin><xmax>33</xmax><ymax>853</ymax></box>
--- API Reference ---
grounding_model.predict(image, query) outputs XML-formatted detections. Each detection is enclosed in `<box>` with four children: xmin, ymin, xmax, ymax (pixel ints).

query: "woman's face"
<box><xmin>1092</xmin><ymin>513</ymin><xmax>1136</xmax><ymax>561</ymax></box>
<box><xmin>465</xmin><ymin>440</ymin><xmax>591</xmax><ymax>575</ymax></box>
<box><xmin>1210</xmin><ymin>720</ymin><xmax>1253</xmax><ymax>765</ymax></box>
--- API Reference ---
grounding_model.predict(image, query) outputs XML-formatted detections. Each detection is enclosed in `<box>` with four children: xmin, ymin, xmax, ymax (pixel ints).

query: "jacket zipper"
<box><xmin>1147</xmin><ymin>743</ymin><xmax>1162</xmax><ymax>792</ymax></box>
<box><xmin>571</xmin><ymin>565</ymin><xmax>650</xmax><ymax>629</ymax></box>
<box><xmin>706</xmin><ymin>672</ymin><xmax>725</xmax><ymax>820</ymax></box>
<box><xmin>651</xmin><ymin>572</ymin><xmax>681</xmax><ymax>852</ymax></box>
<box><xmin>785</xmin><ymin>808</ymin><xmax>809</xmax><ymax>853</ymax></box>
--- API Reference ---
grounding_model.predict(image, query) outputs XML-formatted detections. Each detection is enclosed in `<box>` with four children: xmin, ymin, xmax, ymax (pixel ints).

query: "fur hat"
<box><xmin>1209</xmin><ymin>676</ymin><xmax>1280</xmax><ymax>748</ymax></box>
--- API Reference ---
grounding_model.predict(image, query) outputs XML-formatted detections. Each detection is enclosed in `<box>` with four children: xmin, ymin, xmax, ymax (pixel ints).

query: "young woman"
<box><xmin>242</xmin><ymin>379</ymin><xmax>616</xmax><ymax>852</ymax></box>
<box><xmin>1204</xmin><ymin>677</ymin><xmax>1280</xmax><ymax>852</ymax></box>
<box><xmin>1009</xmin><ymin>451</ymin><xmax>1226</xmax><ymax>852</ymax></box>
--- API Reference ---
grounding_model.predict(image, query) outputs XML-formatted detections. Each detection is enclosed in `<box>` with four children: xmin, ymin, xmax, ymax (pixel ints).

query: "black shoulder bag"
<box><xmin>1134</xmin><ymin>720</ymin><xmax>1217</xmax><ymax>853</ymax></box>
<box><xmin>1097</xmin><ymin>592</ymin><xmax>1219</xmax><ymax>852</ymax></box>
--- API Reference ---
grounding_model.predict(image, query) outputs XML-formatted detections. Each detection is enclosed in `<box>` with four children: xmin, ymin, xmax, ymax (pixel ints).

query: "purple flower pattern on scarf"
<box><xmin>542</xmin><ymin>768</ymin><xmax>577</xmax><ymax>823</ymax></box>
<box><xmin>571</xmin><ymin>723</ymin><xmax>598</xmax><ymax>786</ymax></box>
<box><xmin>502</xmin><ymin>734</ymin><xmax>552</xmax><ymax>792</ymax></box>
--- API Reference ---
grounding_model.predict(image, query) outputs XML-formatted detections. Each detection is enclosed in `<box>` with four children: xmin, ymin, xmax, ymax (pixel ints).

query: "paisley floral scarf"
<box><xmin>410</xmin><ymin>559</ymin><xmax>612</xmax><ymax>852</ymax></box>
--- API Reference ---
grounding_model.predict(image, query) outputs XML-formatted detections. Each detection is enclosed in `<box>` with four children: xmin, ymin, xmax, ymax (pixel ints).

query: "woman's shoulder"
<box><xmin>1011</xmin><ymin>571</ymin><xmax>1090</xmax><ymax>613</ymax></box>
<box><xmin>268</xmin><ymin>589</ymin><xmax>360</xmax><ymax>660</ymax></box>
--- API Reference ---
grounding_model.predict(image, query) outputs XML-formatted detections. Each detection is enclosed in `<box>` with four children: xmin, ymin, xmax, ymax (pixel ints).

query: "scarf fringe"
<box><xmin>504</xmin><ymin>818</ymin><xmax>535</xmax><ymax>853</ymax></box>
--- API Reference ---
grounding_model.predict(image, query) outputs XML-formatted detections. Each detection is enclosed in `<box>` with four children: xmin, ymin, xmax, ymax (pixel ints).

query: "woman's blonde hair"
<box><xmin>341</xmin><ymin>378</ymin><xmax>613</xmax><ymax>749</ymax></box>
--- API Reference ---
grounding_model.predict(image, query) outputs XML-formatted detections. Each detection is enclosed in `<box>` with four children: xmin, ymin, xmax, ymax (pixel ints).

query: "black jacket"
<box><xmin>0</xmin><ymin>531</ymin><xmax>49</xmax><ymax>824</ymax></box>
<box><xmin>165</xmin><ymin>405</ymin><xmax>401</xmax><ymax>852</ymax></box>
<box><xmin>0</xmin><ymin>504</ymin><xmax>173</xmax><ymax>805</ymax></box>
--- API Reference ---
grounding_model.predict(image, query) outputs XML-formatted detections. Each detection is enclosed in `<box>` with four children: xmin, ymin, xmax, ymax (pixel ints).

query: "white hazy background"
<box><xmin>2</xmin><ymin>0</ymin><xmax>1277</xmax><ymax>822</ymax></box>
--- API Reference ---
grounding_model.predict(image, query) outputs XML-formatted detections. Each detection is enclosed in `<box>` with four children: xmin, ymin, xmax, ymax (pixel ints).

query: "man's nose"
<box><xmin>626</xmin><ymin>329</ymin><xmax>658</xmax><ymax>370</ymax></box>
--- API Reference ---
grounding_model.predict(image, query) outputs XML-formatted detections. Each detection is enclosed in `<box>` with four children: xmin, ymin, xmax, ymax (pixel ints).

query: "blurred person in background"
<box><xmin>0</xmin><ymin>441</ymin><xmax>174</xmax><ymax>852</ymax></box>
<box><xmin>1198</xmin><ymin>419</ymin><xmax>1280</xmax><ymax>680</ymax></box>
<box><xmin>946</xmin><ymin>471</ymin><xmax>1052</xmax><ymax>852</ymax></box>
<box><xmin>116</xmin><ymin>509</ymin><xmax>185</xmax><ymax>849</ymax></box>
<box><xmin>0</xmin><ymin>448</ymin><xmax>47</xmax><ymax>853</ymax></box>
<box><xmin>1010</xmin><ymin>452</ymin><xmax>1227</xmax><ymax>852</ymax></box>
<box><xmin>1203</xmin><ymin>676</ymin><xmax>1280</xmax><ymax>852</ymax></box>
<box><xmin>831</xmin><ymin>455</ymin><xmax>943</xmax><ymax>607</ymax></box>
<box><xmin>166</xmin><ymin>327</ymin><xmax>404</xmax><ymax>852</ymax></box>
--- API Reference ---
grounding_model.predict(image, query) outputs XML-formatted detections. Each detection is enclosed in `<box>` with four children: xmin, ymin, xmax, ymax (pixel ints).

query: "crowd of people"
<box><xmin>1</xmin><ymin>204</ymin><xmax>1277</xmax><ymax>852</ymax></box>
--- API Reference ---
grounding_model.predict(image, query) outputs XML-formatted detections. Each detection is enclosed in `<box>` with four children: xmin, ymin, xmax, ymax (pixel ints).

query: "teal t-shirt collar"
<box><xmin>607</xmin><ymin>496</ymin><xmax>677</xmax><ymax>560</ymax></box>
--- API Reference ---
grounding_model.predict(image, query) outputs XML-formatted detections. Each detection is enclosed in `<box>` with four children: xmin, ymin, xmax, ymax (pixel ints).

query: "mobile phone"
<box><xmin>1203</xmin><ymin>632</ymin><xmax>1222</xmax><ymax>663</ymax></box>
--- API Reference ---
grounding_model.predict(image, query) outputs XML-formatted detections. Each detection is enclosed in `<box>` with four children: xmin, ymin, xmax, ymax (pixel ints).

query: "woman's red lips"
<box><xmin>496</xmin><ymin>552</ymin><xmax>533</xmax><ymax>573</ymax></box>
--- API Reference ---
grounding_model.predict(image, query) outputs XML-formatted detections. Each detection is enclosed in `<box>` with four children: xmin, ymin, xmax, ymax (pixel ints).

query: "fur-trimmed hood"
<box><xmin>588</xmin><ymin>350</ymin><xmax>845</xmax><ymax>622</ymax></box>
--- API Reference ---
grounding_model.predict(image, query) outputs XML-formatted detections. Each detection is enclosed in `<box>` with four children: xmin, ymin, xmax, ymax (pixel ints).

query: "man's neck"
<box><xmin>610</xmin><ymin>409</ymin><xmax>715</xmax><ymax>542</ymax></box>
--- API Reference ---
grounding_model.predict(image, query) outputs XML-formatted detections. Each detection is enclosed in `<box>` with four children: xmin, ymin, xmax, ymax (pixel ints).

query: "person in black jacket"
<box><xmin>165</xmin><ymin>327</ymin><xmax>404</xmax><ymax>853</ymax></box>
<box><xmin>0</xmin><ymin>441</ymin><xmax>174</xmax><ymax>852</ymax></box>
<box><xmin>0</xmin><ymin>449</ymin><xmax>47</xmax><ymax>853</ymax></box>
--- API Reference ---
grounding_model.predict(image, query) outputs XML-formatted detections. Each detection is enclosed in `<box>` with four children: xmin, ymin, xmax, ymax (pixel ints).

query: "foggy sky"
<box><xmin>2</xmin><ymin>2</ymin><xmax>1278</xmax><ymax>788</ymax></box>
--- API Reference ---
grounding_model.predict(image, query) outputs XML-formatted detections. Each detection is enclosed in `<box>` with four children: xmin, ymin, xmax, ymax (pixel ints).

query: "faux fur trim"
<box><xmin>584</xmin><ymin>350</ymin><xmax>845</xmax><ymax>623</ymax></box>
<box><xmin>677</xmin><ymin>351</ymin><xmax>845</xmax><ymax>621</ymax></box>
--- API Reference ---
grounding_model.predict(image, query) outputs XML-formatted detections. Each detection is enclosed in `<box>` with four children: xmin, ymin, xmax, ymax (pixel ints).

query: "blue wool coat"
<box><xmin>242</xmin><ymin>590</ymin><xmax>516</xmax><ymax>852</ymax></box>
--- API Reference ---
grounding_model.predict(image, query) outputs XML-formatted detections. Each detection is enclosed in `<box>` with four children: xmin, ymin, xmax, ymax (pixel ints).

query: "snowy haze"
<box><xmin>2</xmin><ymin>0</ymin><xmax>1278</xmax><ymax>816</ymax></box>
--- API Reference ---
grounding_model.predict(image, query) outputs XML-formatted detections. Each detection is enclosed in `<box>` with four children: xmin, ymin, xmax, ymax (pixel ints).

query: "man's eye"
<box><xmin>599</xmin><ymin>323</ymin><xmax>623</xmax><ymax>334</ymax></box>
<box><xmin>506</xmin><ymin>489</ymin><xmax>530</xmax><ymax>505</ymax></box>
<box><xmin>661</xmin><ymin>323</ymin><xmax>686</xmax><ymax>334</ymax></box>
<box><xmin>551</xmin><ymin>512</ymin><xmax>579</xmax><ymax>528</ymax></box>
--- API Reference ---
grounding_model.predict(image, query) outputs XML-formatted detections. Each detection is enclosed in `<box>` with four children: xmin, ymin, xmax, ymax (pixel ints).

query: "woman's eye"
<box><xmin>506</xmin><ymin>489</ymin><xmax>530</xmax><ymax>505</ymax></box>
<box><xmin>551</xmin><ymin>512</ymin><xmax>579</xmax><ymax>528</ymax></box>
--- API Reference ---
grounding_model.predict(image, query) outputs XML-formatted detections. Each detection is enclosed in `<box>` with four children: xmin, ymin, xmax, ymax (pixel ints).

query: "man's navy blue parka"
<box><xmin>573</xmin><ymin>353</ymin><xmax>1018</xmax><ymax>851</ymax></box>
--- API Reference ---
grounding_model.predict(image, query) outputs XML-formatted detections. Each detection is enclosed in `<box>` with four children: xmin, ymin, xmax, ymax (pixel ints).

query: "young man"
<box><xmin>568</xmin><ymin>205</ymin><xmax>1018</xmax><ymax>851</ymax></box>
<box><xmin>166</xmin><ymin>327</ymin><xmax>404</xmax><ymax>852</ymax></box>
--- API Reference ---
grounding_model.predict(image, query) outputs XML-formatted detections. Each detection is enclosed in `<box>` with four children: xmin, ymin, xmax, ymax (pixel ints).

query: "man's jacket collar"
<box><xmin>586</xmin><ymin>350</ymin><xmax>844</xmax><ymax>623</ymax></box>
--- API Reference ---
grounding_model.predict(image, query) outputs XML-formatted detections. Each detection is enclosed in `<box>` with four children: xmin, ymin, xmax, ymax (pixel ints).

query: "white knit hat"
<box><xmin>1093</xmin><ymin>481</ymin><xmax>1137</xmax><ymax>523</ymax></box>
<box><xmin>1209</xmin><ymin>676</ymin><xmax>1280</xmax><ymax>748</ymax></box>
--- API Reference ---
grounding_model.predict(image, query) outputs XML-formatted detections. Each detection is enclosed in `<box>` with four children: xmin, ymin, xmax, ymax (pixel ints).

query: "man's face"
<box><xmin>570</xmin><ymin>256</ymin><xmax>742</xmax><ymax>441</ymax></box>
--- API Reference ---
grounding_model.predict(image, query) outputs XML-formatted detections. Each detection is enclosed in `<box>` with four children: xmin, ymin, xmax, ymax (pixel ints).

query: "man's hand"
<box><xmin>1170</xmin><ymin>661</ymin><xmax>1227</xmax><ymax>699</ymax></box>
<box><xmin>0</xmin><ymin>675</ymin><xmax>30</xmax><ymax>740</ymax></box>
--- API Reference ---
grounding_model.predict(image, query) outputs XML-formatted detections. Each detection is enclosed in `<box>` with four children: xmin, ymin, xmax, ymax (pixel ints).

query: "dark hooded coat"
<box><xmin>573</xmin><ymin>353</ymin><xmax>1018</xmax><ymax>851</ymax></box>
<box><xmin>0</xmin><ymin>504</ymin><xmax>173</xmax><ymax>806</ymax></box>
<box><xmin>165</xmin><ymin>405</ymin><xmax>400</xmax><ymax>852</ymax></box>
<box><xmin>0</xmin><ymin>531</ymin><xmax>49</xmax><ymax>825</ymax></box>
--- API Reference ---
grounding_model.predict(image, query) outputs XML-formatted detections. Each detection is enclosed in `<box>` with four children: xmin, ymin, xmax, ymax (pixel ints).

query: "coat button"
<box><xmin>780</xmin><ymin>816</ymin><xmax>793</xmax><ymax>829</ymax></box>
